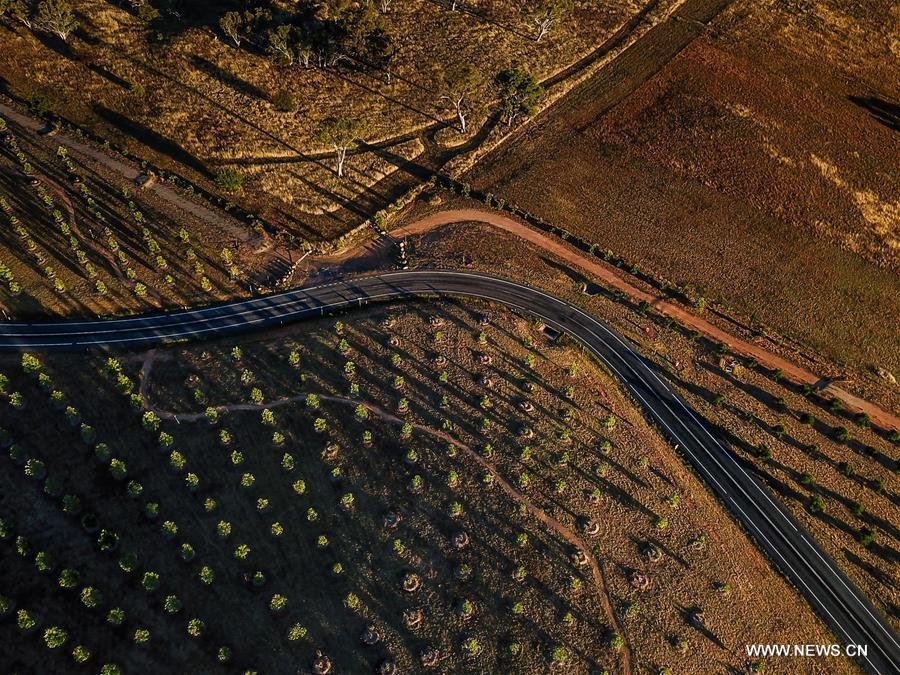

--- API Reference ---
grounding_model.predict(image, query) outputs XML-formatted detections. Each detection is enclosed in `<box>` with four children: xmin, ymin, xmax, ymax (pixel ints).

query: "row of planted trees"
<box><xmin>3</xmin><ymin>354</ymin><xmax>243</xmax><ymax>669</ymax></box>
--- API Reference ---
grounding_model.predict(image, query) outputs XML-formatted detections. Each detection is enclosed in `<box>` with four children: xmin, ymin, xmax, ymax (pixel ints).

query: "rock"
<box><xmin>873</xmin><ymin>365</ymin><xmax>897</xmax><ymax>385</ymax></box>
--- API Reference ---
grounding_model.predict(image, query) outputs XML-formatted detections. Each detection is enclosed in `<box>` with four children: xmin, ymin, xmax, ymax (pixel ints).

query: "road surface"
<box><xmin>0</xmin><ymin>269</ymin><xmax>897</xmax><ymax>673</ymax></box>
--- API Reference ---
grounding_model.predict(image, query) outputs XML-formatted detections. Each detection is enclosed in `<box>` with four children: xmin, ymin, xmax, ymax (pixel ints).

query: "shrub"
<box><xmin>71</xmin><ymin>645</ymin><xmax>91</xmax><ymax>663</ymax></box>
<box><xmin>24</xmin><ymin>458</ymin><xmax>46</xmax><ymax>480</ymax></box>
<box><xmin>609</xmin><ymin>633</ymin><xmax>625</xmax><ymax>651</ymax></box>
<box><xmin>551</xmin><ymin>645</ymin><xmax>570</xmax><ymax>664</ymax></box>
<box><xmin>199</xmin><ymin>566</ymin><xmax>215</xmax><ymax>585</ymax></box>
<box><xmin>17</xmin><ymin>609</ymin><xmax>38</xmax><ymax>632</ymax></box>
<box><xmin>215</xmin><ymin>168</ymin><xmax>244</xmax><ymax>193</ymax></box>
<box><xmin>808</xmin><ymin>494</ymin><xmax>826</xmax><ymax>514</ymax></box>
<box><xmin>106</xmin><ymin>608</ymin><xmax>125</xmax><ymax>625</ymax></box>
<box><xmin>142</xmin><ymin>411</ymin><xmax>160</xmax><ymax>431</ymax></box>
<box><xmin>271</xmin><ymin>89</ymin><xmax>296</xmax><ymax>112</ymax></box>
<box><xmin>80</xmin><ymin>586</ymin><xmax>102</xmax><ymax>608</ymax></box>
<box><xmin>109</xmin><ymin>458</ymin><xmax>127</xmax><ymax>481</ymax></box>
<box><xmin>288</xmin><ymin>624</ymin><xmax>307</xmax><ymax>641</ymax></box>
<box><xmin>858</xmin><ymin>528</ymin><xmax>876</xmax><ymax>547</ymax></box>
<box><xmin>164</xmin><ymin>595</ymin><xmax>182</xmax><ymax>613</ymax></box>
<box><xmin>118</xmin><ymin>552</ymin><xmax>137</xmax><ymax>574</ymax></box>
<box><xmin>59</xmin><ymin>568</ymin><xmax>79</xmax><ymax>589</ymax></box>
<box><xmin>142</xmin><ymin>571</ymin><xmax>160</xmax><ymax>591</ymax></box>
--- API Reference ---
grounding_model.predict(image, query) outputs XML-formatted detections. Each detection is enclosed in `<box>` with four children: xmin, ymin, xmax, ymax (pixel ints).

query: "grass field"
<box><xmin>0</xmin><ymin>0</ymin><xmax>651</xmax><ymax>240</ymax></box>
<box><xmin>466</xmin><ymin>0</ymin><xmax>900</xmax><ymax>375</ymax></box>
<box><xmin>0</xmin><ymin>301</ymin><xmax>847</xmax><ymax>673</ymax></box>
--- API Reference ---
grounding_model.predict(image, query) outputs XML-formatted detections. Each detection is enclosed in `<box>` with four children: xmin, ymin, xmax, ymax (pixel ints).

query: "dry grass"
<box><xmin>466</xmin><ymin>0</ymin><xmax>900</xmax><ymax>374</ymax></box>
<box><xmin>0</xmin><ymin>0</ymin><xmax>641</xmax><ymax>227</ymax></box>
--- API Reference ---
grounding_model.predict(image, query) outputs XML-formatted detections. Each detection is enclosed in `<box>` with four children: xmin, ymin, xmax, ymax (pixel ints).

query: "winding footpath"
<box><xmin>139</xmin><ymin>354</ymin><xmax>632</xmax><ymax>672</ymax></box>
<box><xmin>0</xmin><ymin>269</ymin><xmax>898</xmax><ymax>674</ymax></box>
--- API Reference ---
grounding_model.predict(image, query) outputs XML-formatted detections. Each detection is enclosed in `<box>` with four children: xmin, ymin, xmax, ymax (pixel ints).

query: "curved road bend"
<box><xmin>0</xmin><ymin>270</ymin><xmax>897</xmax><ymax>673</ymax></box>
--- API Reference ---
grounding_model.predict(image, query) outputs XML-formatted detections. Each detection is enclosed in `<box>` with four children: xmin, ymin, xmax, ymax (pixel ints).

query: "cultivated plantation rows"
<box><xmin>0</xmin><ymin>115</ymin><xmax>250</xmax><ymax>316</ymax></box>
<box><xmin>412</xmin><ymin>218</ymin><xmax>900</xmax><ymax>624</ymax></box>
<box><xmin>0</xmin><ymin>302</ymin><xmax>843</xmax><ymax>673</ymax></box>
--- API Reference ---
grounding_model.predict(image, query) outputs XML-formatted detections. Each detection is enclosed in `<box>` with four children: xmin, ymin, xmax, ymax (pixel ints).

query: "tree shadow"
<box><xmin>91</xmin><ymin>104</ymin><xmax>211</xmax><ymax>178</ymax></box>
<box><xmin>189</xmin><ymin>55</ymin><xmax>270</xmax><ymax>102</ymax></box>
<box><xmin>85</xmin><ymin>63</ymin><xmax>134</xmax><ymax>91</ymax></box>
<box><xmin>848</xmin><ymin>95</ymin><xmax>900</xmax><ymax>132</ymax></box>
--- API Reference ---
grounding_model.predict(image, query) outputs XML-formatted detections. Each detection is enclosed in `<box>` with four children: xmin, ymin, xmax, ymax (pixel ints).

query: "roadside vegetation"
<box><xmin>406</xmin><ymin>222</ymin><xmax>900</xmax><ymax>630</ymax></box>
<box><xmin>0</xmin><ymin>0</ymin><xmax>653</xmax><ymax>239</ymax></box>
<box><xmin>0</xmin><ymin>301</ymin><xmax>845</xmax><ymax>672</ymax></box>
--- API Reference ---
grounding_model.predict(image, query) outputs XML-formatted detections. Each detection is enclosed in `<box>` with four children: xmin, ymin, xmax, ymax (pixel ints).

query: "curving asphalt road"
<box><xmin>1</xmin><ymin>270</ymin><xmax>897</xmax><ymax>673</ymax></box>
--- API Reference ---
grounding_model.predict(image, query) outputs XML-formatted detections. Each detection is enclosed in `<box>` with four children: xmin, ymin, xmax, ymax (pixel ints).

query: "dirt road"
<box><xmin>389</xmin><ymin>208</ymin><xmax>900</xmax><ymax>432</ymax></box>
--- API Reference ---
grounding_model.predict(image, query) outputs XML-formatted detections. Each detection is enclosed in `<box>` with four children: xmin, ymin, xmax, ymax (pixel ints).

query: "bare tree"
<box><xmin>36</xmin><ymin>0</ymin><xmax>77</xmax><ymax>40</ymax></box>
<box><xmin>317</xmin><ymin>116</ymin><xmax>366</xmax><ymax>178</ymax></box>
<box><xmin>440</xmin><ymin>64</ymin><xmax>480</xmax><ymax>133</ymax></box>
<box><xmin>379</xmin><ymin>0</ymin><xmax>392</xmax><ymax>13</ymax></box>
<box><xmin>219</xmin><ymin>11</ymin><xmax>243</xmax><ymax>47</ymax></box>
<box><xmin>528</xmin><ymin>0</ymin><xmax>572</xmax><ymax>41</ymax></box>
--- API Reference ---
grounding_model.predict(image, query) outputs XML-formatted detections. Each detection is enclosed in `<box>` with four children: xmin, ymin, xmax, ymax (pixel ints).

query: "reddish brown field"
<box><xmin>467</xmin><ymin>0</ymin><xmax>899</xmax><ymax>375</ymax></box>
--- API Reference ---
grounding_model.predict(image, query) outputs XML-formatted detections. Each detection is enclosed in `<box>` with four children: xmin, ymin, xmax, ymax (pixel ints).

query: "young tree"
<box><xmin>317</xmin><ymin>116</ymin><xmax>365</xmax><ymax>178</ymax></box>
<box><xmin>271</xmin><ymin>88</ymin><xmax>296</xmax><ymax>113</ymax></box>
<box><xmin>219</xmin><ymin>11</ymin><xmax>243</xmax><ymax>46</ymax></box>
<box><xmin>266</xmin><ymin>24</ymin><xmax>295</xmax><ymax>66</ymax></box>
<box><xmin>215</xmin><ymin>168</ymin><xmax>244</xmax><ymax>193</ymax></box>
<box><xmin>441</xmin><ymin>64</ymin><xmax>480</xmax><ymax>133</ymax></box>
<box><xmin>494</xmin><ymin>68</ymin><xmax>543</xmax><ymax>126</ymax></box>
<box><xmin>36</xmin><ymin>0</ymin><xmax>78</xmax><ymax>40</ymax></box>
<box><xmin>527</xmin><ymin>0</ymin><xmax>572</xmax><ymax>41</ymax></box>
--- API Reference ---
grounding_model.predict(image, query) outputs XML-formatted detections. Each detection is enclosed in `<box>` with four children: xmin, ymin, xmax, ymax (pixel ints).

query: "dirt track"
<box><xmin>389</xmin><ymin>208</ymin><xmax>900</xmax><ymax>432</ymax></box>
